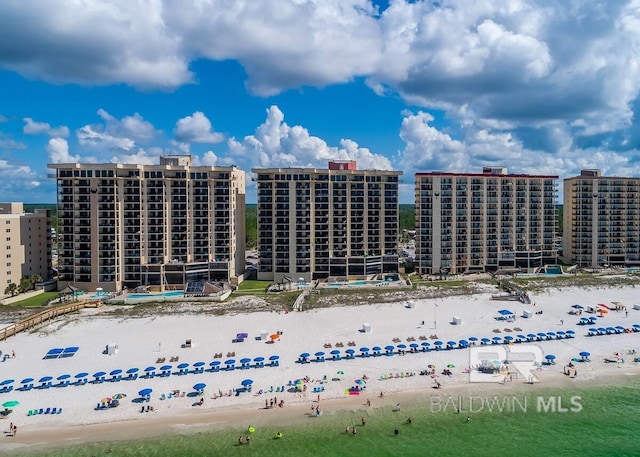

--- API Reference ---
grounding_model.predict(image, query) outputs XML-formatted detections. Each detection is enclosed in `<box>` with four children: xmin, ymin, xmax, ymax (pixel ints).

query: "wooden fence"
<box><xmin>0</xmin><ymin>300</ymin><xmax>102</xmax><ymax>341</ymax></box>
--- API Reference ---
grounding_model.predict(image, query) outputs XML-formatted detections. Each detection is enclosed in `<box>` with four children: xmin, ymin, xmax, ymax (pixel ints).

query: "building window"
<box><xmin>5</xmin><ymin>229</ymin><xmax>9</xmax><ymax>233</ymax></box>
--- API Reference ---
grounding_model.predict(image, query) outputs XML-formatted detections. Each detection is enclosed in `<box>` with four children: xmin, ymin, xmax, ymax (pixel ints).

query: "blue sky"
<box><xmin>1</xmin><ymin>0</ymin><xmax>640</xmax><ymax>204</ymax></box>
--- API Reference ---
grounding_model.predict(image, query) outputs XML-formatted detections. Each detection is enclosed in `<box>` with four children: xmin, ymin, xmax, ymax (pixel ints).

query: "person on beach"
<box><xmin>352</xmin><ymin>426</ymin><xmax>357</xmax><ymax>435</ymax></box>
<box><xmin>361</xmin><ymin>417</ymin><xmax>366</xmax><ymax>426</ymax></box>
<box><xmin>366</xmin><ymin>399</ymin><xmax>371</xmax><ymax>407</ymax></box>
<box><xmin>9</xmin><ymin>422</ymin><xmax>13</xmax><ymax>434</ymax></box>
<box><xmin>238</xmin><ymin>436</ymin><xmax>244</xmax><ymax>445</ymax></box>
<box><xmin>345</xmin><ymin>426</ymin><xmax>350</xmax><ymax>434</ymax></box>
<box><xmin>12</xmin><ymin>424</ymin><xmax>17</xmax><ymax>436</ymax></box>
<box><xmin>379</xmin><ymin>392</ymin><xmax>384</xmax><ymax>398</ymax></box>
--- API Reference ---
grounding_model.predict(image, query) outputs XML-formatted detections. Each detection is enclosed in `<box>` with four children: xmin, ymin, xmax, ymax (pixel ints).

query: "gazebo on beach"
<box><xmin>59</xmin><ymin>285</ymin><xmax>83</xmax><ymax>302</ymax></box>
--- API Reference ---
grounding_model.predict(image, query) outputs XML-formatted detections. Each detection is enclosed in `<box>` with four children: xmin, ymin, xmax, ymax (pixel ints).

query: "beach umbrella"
<box><xmin>633</xmin><ymin>324</ymin><xmax>640</xmax><ymax>329</ymax></box>
<box><xmin>74</xmin><ymin>372</ymin><xmax>89</xmax><ymax>379</ymax></box>
<box><xmin>300</xmin><ymin>353</ymin><xmax>310</xmax><ymax>359</ymax></box>
<box><xmin>0</xmin><ymin>379</ymin><xmax>14</xmax><ymax>386</ymax></box>
<box><xmin>2</xmin><ymin>400</ymin><xmax>19</xmax><ymax>408</ymax></box>
<box><xmin>193</xmin><ymin>361</ymin><xmax>206</xmax><ymax>368</ymax></box>
<box><xmin>492</xmin><ymin>336</ymin><xmax>502</xmax><ymax>341</ymax></box>
<box><xmin>397</xmin><ymin>344</ymin><xmax>407</xmax><ymax>349</ymax></box>
<box><xmin>270</xmin><ymin>334</ymin><xmax>280</xmax><ymax>341</ymax></box>
<box><xmin>481</xmin><ymin>338</ymin><xmax>491</xmax><ymax>344</ymax></box>
<box><xmin>39</xmin><ymin>376</ymin><xmax>53</xmax><ymax>383</ymax></box>
<box><xmin>459</xmin><ymin>340</ymin><xmax>469</xmax><ymax>346</ymax></box>
<box><xmin>100</xmin><ymin>397</ymin><xmax>112</xmax><ymax>404</ymax></box>
<box><xmin>20</xmin><ymin>377</ymin><xmax>34</xmax><ymax>384</ymax></box>
<box><xmin>504</xmin><ymin>336</ymin><xmax>514</xmax><ymax>341</ymax></box>
<box><xmin>93</xmin><ymin>371</ymin><xmax>106</xmax><ymax>378</ymax></box>
<box><xmin>177</xmin><ymin>363</ymin><xmax>190</xmax><ymax>369</ymax></box>
<box><xmin>355</xmin><ymin>379</ymin><xmax>365</xmax><ymax>385</ymax></box>
<box><xmin>409</xmin><ymin>343</ymin><xmax>419</xmax><ymax>349</ymax></box>
<box><xmin>572</xmin><ymin>304</ymin><xmax>584</xmax><ymax>309</ymax></box>
<box><xmin>359</xmin><ymin>347</ymin><xmax>370</xmax><ymax>353</ymax></box>
<box><xmin>112</xmin><ymin>393</ymin><xmax>127</xmax><ymax>400</ymax></box>
<box><xmin>209</xmin><ymin>361</ymin><xmax>221</xmax><ymax>366</ymax></box>
<box><xmin>545</xmin><ymin>355</ymin><xmax>556</xmax><ymax>360</ymax></box>
<box><xmin>314</xmin><ymin>352</ymin><xmax>325</xmax><ymax>357</ymax></box>
<box><xmin>241</xmin><ymin>379</ymin><xmax>253</xmax><ymax>386</ymax></box>
<box><xmin>579</xmin><ymin>352</ymin><xmax>591</xmax><ymax>357</ymax></box>
<box><xmin>526</xmin><ymin>333</ymin><xmax>536</xmax><ymax>339</ymax></box>
<box><xmin>516</xmin><ymin>334</ymin><xmax>526</xmax><ymax>340</ymax></box>
<box><xmin>385</xmin><ymin>345</ymin><xmax>395</xmax><ymax>351</ymax></box>
<box><xmin>269</xmin><ymin>355</ymin><xmax>280</xmax><ymax>360</ymax></box>
<box><xmin>236</xmin><ymin>333</ymin><xmax>249</xmax><ymax>339</ymax></box>
<box><xmin>253</xmin><ymin>357</ymin><xmax>265</xmax><ymax>362</ymax></box>
<box><xmin>144</xmin><ymin>366</ymin><xmax>156</xmax><ymax>372</ymax></box>
<box><xmin>615</xmin><ymin>325</ymin><xmax>625</xmax><ymax>331</ymax></box>
<box><xmin>57</xmin><ymin>374</ymin><xmax>71</xmax><ymax>381</ymax></box>
<box><xmin>537</xmin><ymin>332</ymin><xmax>546</xmax><ymax>338</ymax></box>
<box><xmin>447</xmin><ymin>364</ymin><xmax>456</xmax><ymax>369</ymax></box>
<box><xmin>330</xmin><ymin>349</ymin><xmax>341</xmax><ymax>356</ymax></box>
<box><xmin>160</xmin><ymin>365</ymin><xmax>172</xmax><ymax>371</ymax></box>
<box><xmin>446</xmin><ymin>340</ymin><xmax>457</xmax><ymax>347</ymax></box>
<box><xmin>110</xmin><ymin>369</ymin><xmax>123</xmax><ymax>376</ymax></box>
<box><xmin>546</xmin><ymin>332</ymin><xmax>556</xmax><ymax>337</ymax></box>
<box><xmin>428</xmin><ymin>364</ymin><xmax>436</xmax><ymax>369</ymax></box>
<box><xmin>337</xmin><ymin>370</ymin><xmax>345</xmax><ymax>375</ymax></box>
<box><xmin>126</xmin><ymin>368</ymin><xmax>139</xmax><ymax>374</ymax></box>
<box><xmin>345</xmin><ymin>349</ymin><xmax>355</xmax><ymax>355</ymax></box>
<box><xmin>372</xmin><ymin>346</ymin><xmax>382</xmax><ymax>351</ymax></box>
<box><xmin>556</xmin><ymin>331</ymin><xmax>566</xmax><ymax>336</ymax></box>
<box><xmin>138</xmin><ymin>388</ymin><xmax>153</xmax><ymax>397</ymax></box>
<box><xmin>193</xmin><ymin>383</ymin><xmax>206</xmax><ymax>391</ymax></box>
<box><xmin>225</xmin><ymin>359</ymin><xmax>236</xmax><ymax>365</ymax></box>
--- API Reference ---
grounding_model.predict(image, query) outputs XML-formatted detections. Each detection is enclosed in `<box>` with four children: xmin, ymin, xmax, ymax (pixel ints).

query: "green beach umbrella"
<box><xmin>2</xmin><ymin>400</ymin><xmax>19</xmax><ymax>408</ymax></box>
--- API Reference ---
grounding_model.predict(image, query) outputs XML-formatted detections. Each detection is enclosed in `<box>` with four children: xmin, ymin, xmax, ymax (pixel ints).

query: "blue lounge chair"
<box><xmin>44</xmin><ymin>407</ymin><xmax>51</xmax><ymax>414</ymax></box>
<box><xmin>57</xmin><ymin>408</ymin><xmax>62</xmax><ymax>414</ymax></box>
<box><xmin>44</xmin><ymin>348</ymin><xmax>63</xmax><ymax>359</ymax></box>
<box><xmin>61</xmin><ymin>347</ymin><xmax>79</xmax><ymax>358</ymax></box>
<box><xmin>51</xmin><ymin>407</ymin><xmax>57</xmax><ymax>414</ymax></box>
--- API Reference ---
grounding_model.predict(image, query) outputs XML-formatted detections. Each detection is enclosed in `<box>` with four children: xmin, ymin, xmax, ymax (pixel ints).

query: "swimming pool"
<box><xmin>126</xmin><ymin>290</ymin><xmax>184</xmax><ymax>299</ymax></box>
<box><xmin>326</xmin><ymin>280</ymin><xmax>386</xmax><ymax>287</ymax></box>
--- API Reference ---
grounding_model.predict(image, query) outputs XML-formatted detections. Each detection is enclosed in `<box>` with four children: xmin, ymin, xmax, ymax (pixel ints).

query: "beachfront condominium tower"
<box><xmin>49</xmin><ymin>155</ymin><xmax>245</xmax><ymax>293</ymax></box>
<box><xmin>415</xmin><ymin>167</ymin><xmax>558</xmax><ymax>275</ymax></box>
<box><xmin>563</xmin><ymin>169</ymin><xmax>640</xmax><ymax>267</ymax></box>
<box><xmin>252</xmin><ymin>161</ymin><xmax>402</xmax><ymax>283</ymax></box>
<box><xmin>0</xmin><ymin>203</ymin><xmax>52</xmax><ymax>292</ymax></box>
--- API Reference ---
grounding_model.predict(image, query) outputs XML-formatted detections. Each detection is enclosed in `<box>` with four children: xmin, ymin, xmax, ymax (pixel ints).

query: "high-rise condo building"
<box><xmin>563</xmin><ymin>169</ymin><xmax>640</xmax><ymax>267</ymax></box>
<box><xmin>0</xmin><ymin>202</ymin><xmax>52</xmax><ymax>290</ymax></box>
<box><xmin>49</xmin><ymin>155</ymin><xmax>245</xmax><ymax>293</ymax></box>
<box><xmin>252</xmin><ymin>161</ymin><xmax>402</xmax><ymax>283</ymax></box>
<box><xmin>415</xmin><ymin>167</ymin><xmax>557</xmax><ymax>275</ymax></box>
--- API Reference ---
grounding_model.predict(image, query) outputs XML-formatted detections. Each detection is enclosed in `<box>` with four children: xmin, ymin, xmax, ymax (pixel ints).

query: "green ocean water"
<box><xmin>10</xmin><ymin>383</ymin><xmax>640</xmax><ymax>457</ymax></box>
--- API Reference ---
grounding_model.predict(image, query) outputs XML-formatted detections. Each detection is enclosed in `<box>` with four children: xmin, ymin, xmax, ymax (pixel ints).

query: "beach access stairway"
<box><xmin>491</xmin><ymin>278</ymin><xmax>531</xmax><ymax>304</ymax></box>
<box><xmin>0</xmin><ymin>301</ymin><xmax>102</xmax><ymax>341</ymax></box>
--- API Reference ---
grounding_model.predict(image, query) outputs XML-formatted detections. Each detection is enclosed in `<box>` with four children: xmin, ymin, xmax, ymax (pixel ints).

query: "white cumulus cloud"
<box><xmin>174</xmin><ymin>112</ymin><xmax>224</xmax><ymax>144</ymax></box>
<box><xmin>23</xmin><ymin>117</ymin><xmax>69</xmax><ymax>137</ymax></box>
<box><xmin>46</xmin><ymin>137</ymin><xmax>79</xmax><ymax>163</ymax></box>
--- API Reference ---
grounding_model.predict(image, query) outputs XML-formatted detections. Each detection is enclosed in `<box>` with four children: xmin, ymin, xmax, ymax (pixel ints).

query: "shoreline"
<box><xmin>1</xmin><ymin>281</ymin><xmax>640</xmax><ymax>453</ymax></box>
<box><xmin>5</xmin><ymin>367</ymin><xmax>639</xmax><ymax>452</ymax></box>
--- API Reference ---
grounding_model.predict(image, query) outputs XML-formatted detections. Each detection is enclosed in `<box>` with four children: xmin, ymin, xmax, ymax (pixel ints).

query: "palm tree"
<box><xmin>29</xmin><ymin>274</ymin><xmax>42</xmax><ymax>289</ymax></box>
<box><xmin>4</xmin><ymin>283</ymin><xmax>17</xmax><ymax>296</ymax></box>
<box><xmin>19</xmin><ymin>277</ymin><xmax>31</xmax><ymax>293</ymax></box>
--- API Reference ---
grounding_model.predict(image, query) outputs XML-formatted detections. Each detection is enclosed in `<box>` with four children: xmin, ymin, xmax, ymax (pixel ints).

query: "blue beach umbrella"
<box><xmin>160</xmin><ymin>365</ymin><xmax>172</xmax><ymax>371</ymax></box>
<box><xmin>492</xmin><ymin>336</ymin><xmax>502</xmax><ymax>342</ymax></box>
<box><xmin>177</xmin><ymin>363</ymin><xmax>189</xmax><ymax>369</ymax></box>
<box><xmin>57</xmin><ymin>374</ymin><xmax>71</xmax><ymax>380</ymax></box>
<box><xmin>410</xmin><ymin>343</ymin><xmax>419</xmax><ymax>349</ymax></box>
<box><xmin>0</xmin><ymin>379</ymin><xmax>14</xmax><ymax>386</ymax></box>
<box><xmin>209</xmin><ymin>361</ymin><xmax>221</xmax><ymax>366</ymax></box>
<box><xmin>241</xmin><ymin>379</ymin><xmax>254</xmax><ymax>386</ymax></box>
<box><xmin>39</xmin><ymin>376</ymin><xmax>53</xmax><ymax>383</ymax></box>
<box><xmin>193</xmin><ymin>383</ymin><xmax>206</xmax><ymax>391</ymax></box>
<box><xmin>139</xmin><ymin>388</ymin><xmax>153</xmax><ymax>397</ymax></box>
<box><xmin>269</xmin><ymin>355</ymin><xmax>280</xmax><ymax>360</ymax></box>
<box><xmin>397</xmin><ymin>344</ymin><xmax>407</xmax><ymax>349</ymax></box>
<box><xmin>144</xmin><ymin>366</ymin><xmax>156</xmax><ymax>373</ymax></box>
<box><xmin>385</xmin><ymin>345</ymin><xmax>395</xmax><ymax>351</ymax></box>
<box><xmin>516</xmin><ymin>334</ymin><xmax>527</xmax><ymax>340</ymax></box>
<box><xmin>110</xmin><ymin>369</ymin><xmax>122</xmax><ymax>376</ymax></box>
<box><xmin>193</xmin><ymin>361</ymin><xmax>206</xmax><ymax>368</ymax></box>
<box><xmin>20</xmin><ymin>377</ymin><xmax>34</xmax><ymax>384</ymax></box>
<box><xmin>579</xmin><ymin>352</ymin><xmax>591</xmax><ymax>357</ymax></box>
<box><xmin>421</xmin><ymin>341</ymin><xmax>431</xmax><ymax>347</ymax></box>
<box><xmin>481</xmin><ymin>338</ymin><xmax>491</xmax><ymax>344</ymax></box>
<box><xmin>330</xmin><ymin>350</ymin><xmax>340</xmax><ymax>355</ymax></box>
<box><xmin>468</xmin><ymin>337</ymin><xmax>478</xmax><ymax>342</ymax></box>
<box><xmin>75</xmin><ymin>372</ymin><xmax>89</xmax><ymax>379</ymax></box>
<box><xmin>300</xmin><ymin>353</ymin><xmax>310</xmax><ymax>359</ymax></box>
<box><xmin>314</xmin><ymin>352</ymin><xmax>325</xmax><ymax>357</ymax></box>
<box><xmin>446</xmin><ymin>341</ymin><xmax>456</xmax><ymax>347</ymax></box>
<box><xmin>459</xmin><ymin>340</ymin><xmax>469</xmax><ymax>346</ymax></box>
<box><xmin>556</xmin><ymin>331</ymin><xmax>566</xmax><ymax>336</ymax></box>
<box><xmin>345</xmin><ymin>349</ymin><xmax>355</xmax><ymax>354</ymax></box>
<box><xmin>545</xmin><ymin>354</ymin><xmax>556</xmax><ymax>361</ymax></box>
<box><xmin>225</xmin><ymin>359</ymin><xmax>236</xmax><ymax>365</ymax></box>
<box><xmin>546</xmin><ymin>332</ymin><xmax>556</xmax><ymax>337</ymax></box>
<box><xmin>93</xmin><ymin>371</ymin><xmax>106</xmax><ymax>378</ymax></box>
<box><xmin>504</xmin><ymin>335</ymin><xmax>514</xmax><ymax>341</ymax></box>
<box><xmin>359</xmin><ymin>347</ymin><xmax>370</xmax><ymax>353</ymax></box>
<box><xmin>565</xmin><ymin>330</ymin><xmax>575</xmax><ymax>336</ymax></box>
<box><xmin>253</xmin><ymin>357</ymin><xmax>264</xmax><ymax>363</ymax></box>
<box><xmin>126</xmin><ymin>367</ymin><xmax>139</xmax><ymax>374</ymax></box>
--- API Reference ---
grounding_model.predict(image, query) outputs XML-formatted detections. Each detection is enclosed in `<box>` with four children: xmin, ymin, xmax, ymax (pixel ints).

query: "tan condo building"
<box><xmin>415</xmin><ymin>167</ymin><xmax>558</xmax><ymax>275</ymax></box>
<box><xmin>252</xmin><ymin>161</ymin><xmax>402</xmax><ymax>283</ymax></box>
<box><xmin>49</xmin><ymin>155</ymin><xmax>245</xmax><ymax>293</ymax></box>
<box><xmin>0</xmin><ymin>202</ymin><xmax>52</xmax><ymax>290</ymax></box>
<box><xmin>563</xmin><ymin>169</ymin><xmax>640</xmax><ymax>267</ymax></box>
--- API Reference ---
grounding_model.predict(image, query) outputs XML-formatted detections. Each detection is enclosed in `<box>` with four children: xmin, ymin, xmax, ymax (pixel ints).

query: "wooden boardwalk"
<box><xmin>0</xmin><ymin>301</ymin><xmax>102</xmax><ymax>341</ymax></box>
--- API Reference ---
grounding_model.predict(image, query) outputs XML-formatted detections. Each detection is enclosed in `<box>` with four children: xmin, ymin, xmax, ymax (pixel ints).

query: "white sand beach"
<box><xmin>1</xmin><ymin>282</ymin><xmax>640</xmax><ymax>450</ymax></box>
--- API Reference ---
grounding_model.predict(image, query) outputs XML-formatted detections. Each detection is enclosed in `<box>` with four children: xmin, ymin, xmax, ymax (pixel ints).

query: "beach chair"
<box><xmin>57</xmin><ymin>408</ymin><xmax>62</xmax><ymax>414</ymax></box>
<box><xmin>44</xmin><ymin>407</ymin><xmax>51</xmax><ymax>414</ymax></box>
<box><xmin>52</xmin><ymin>407</ymin><xmax>57</xmax><ymax>414</ymax></box>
